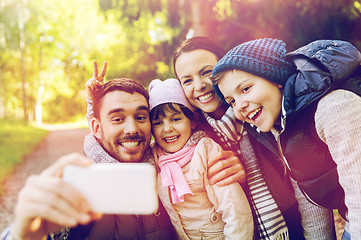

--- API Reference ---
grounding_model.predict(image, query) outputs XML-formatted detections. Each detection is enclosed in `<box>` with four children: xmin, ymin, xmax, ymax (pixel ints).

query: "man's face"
<box><xmin>93</xmin><ymin>91</ymin><xmax>151</xmax><ymax>162</ymax></box>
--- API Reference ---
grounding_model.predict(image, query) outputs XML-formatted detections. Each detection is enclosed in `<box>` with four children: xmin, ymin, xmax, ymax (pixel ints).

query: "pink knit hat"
<box><xmin>149</xmin><ymin>78</ymin><xmax>195</xmax><ymax>112</ymax></box>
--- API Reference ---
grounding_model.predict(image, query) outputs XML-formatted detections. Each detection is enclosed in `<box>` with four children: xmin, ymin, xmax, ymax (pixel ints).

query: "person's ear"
<box><xmin>91</xmin><ymin>117</ymin><xmax>102</xmax><ymax>139</ymax></box>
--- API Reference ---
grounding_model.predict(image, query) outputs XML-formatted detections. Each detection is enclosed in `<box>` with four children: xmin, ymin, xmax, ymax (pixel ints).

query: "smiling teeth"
<box><xmin>121</xmin><ymin>141</ymin><xmax>139</xmax><ymax>148</ymax></box>
<box><xmin>198</xmin><ymin>92</ymin><xmax>213</xmax><ymax>101</ymax></box>
<box><xmin>248</xmin><ymin>107</ymin><xmax>261</xmax><ymax>119</ymax></box>
<box><xmin>165</xmin><ymin>136</ymin><xmax>178</xmax><ymax>142</ymax></box>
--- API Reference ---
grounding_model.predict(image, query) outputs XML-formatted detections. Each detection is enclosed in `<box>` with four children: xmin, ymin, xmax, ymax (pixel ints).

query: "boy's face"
<box><xmin>218</xmin><ymin>70</ymin><xmax>283</xmax><ymax>132</ymax></box>
<box><xmin>152</xmin><ymin>107</ymin><xmax>195</xmax><ymax>154</ymax></box>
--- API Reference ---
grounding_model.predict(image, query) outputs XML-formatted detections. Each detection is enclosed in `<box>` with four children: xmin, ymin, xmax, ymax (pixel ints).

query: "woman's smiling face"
<box><xmin>218</xmin><ymin>70</ymin><xmax>283</xmax><ymax>132</ymax></box>
<box><xmin>175</xmin><ymin>49</ymin><xmax>224</xmax><ymax>116</ymax></box>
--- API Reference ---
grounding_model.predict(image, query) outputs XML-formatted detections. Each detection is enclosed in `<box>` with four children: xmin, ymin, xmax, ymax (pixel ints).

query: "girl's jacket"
<box><xmin>153</xmin><ymin>131</ymin><xmax>254</xmax><ymax>240</ymax></box>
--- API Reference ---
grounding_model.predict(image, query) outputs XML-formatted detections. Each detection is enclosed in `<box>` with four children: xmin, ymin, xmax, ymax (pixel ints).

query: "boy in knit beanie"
<box><xmin>211</xmin><ymin>38</ymin><xmax>294</xmax><ymax>129</ymax></box>
<box><xmin>211</xmin><ymin>38</ymin><xmax>361</xmax><ymax>239</ymax></box>
<box><xmin>148</xmin><ymin>78</ymin><xmax>254</xmax><ymax>240</ymax></box>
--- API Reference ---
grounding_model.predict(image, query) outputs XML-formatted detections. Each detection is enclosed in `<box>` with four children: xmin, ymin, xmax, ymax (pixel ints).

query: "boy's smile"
<box><xmin>217</xmin><ymin>70</ymin><xmax>283</xmax><ymax>132</ymax></box>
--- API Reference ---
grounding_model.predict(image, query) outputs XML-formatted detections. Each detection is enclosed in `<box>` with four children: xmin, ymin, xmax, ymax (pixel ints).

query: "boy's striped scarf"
<box><xmin>202</xmin><ymin>107</ymin><xmax>289</xmax><ymax>240</ymax></box>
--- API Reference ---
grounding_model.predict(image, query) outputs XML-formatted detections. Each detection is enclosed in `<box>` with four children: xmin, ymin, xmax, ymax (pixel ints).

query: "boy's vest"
<box><xmin>281</xmin><ymin>67</ymin><xmax>361</xmax><ymax>220</ymax></box>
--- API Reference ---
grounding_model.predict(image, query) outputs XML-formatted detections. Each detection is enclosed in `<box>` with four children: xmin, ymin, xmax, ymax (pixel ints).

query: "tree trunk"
<box><xmin>189</xmin><ymin>0</ymin><xmax>215</xmax><ymax>37</ymax></box>
<box><xmin>35</xmin><ymin>41</ymin><xmax>44</xmax><ymax>125</ymax></box>
<box><xmin>18</xmin><ymin>15</ymin><xmax>27</xmax><ymax>121</ymax></box>
<box><xmin>0</xmin><ymin>65</ymin><xmax>6</xmax><ymax>118</ymax></box>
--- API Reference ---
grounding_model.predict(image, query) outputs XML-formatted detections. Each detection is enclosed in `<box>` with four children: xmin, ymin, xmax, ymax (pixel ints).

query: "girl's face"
<box><xmin>152</xmin><ymin>108</ymin><xmax>195</xmax><ymax>153</ymax></box>
<box><xmin>175</xmin><ymin>49</ymin><xmax>225</xmax><ymax>116</ymax></box>
<box><xmin>218</xmin><ymin>70</ymin><xmax>283</xmax><ymax>132</ymax></box>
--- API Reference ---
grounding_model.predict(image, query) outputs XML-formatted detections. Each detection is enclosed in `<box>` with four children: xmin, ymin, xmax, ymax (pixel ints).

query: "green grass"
<box><xmin>0</xmin><ymin>119</ymin><xmax>49</xmax><ymax>193</ymax></box>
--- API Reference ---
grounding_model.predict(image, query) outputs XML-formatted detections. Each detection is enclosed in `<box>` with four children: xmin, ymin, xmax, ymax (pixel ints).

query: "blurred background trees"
<box><xmin>0</xmin><ymin>0</ymin><xmax>360</xmax><ymax>123</ymax></box>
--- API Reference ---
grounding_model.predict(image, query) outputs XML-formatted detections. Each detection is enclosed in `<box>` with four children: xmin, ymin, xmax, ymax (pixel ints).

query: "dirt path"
<box><xmin>0</xmin><ymin>127</ymin><xmax>345</xmax><ymax>238</ymax></box>
<box><xmin>0</xmin><ymin>128</ymin><xmax>90</xmax><ymax>233</ymax></box>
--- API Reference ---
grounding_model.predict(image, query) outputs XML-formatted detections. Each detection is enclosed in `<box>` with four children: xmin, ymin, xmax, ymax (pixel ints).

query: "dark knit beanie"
<box><xmin>212</xmin><ymin>38</ymin><xmax>294</xmax><ymax>86</ymax></box>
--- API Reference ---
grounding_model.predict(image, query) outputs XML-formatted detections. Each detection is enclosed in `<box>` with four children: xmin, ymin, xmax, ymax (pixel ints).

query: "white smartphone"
<box><xmin>63</xmin><ymin>163</ymin><xmax>158</xmax><ymax>215</ymax></box>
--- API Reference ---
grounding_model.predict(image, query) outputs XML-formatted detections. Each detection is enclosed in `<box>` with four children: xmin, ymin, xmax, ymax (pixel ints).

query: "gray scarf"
<box><xmin>203</xmin><ymin>107</ymin><xmax>289</xmax><ymax>240</ymax></box>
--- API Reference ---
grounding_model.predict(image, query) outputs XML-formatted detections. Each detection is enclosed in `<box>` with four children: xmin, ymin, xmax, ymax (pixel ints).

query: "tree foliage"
<box><xmin>0</xmin><ymin>0</ymin><xmax>360</xmax><ymax>123</ymax></box>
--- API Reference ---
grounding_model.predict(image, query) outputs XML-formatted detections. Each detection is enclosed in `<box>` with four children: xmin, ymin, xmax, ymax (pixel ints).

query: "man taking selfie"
<box><xmin>1</xmin><ymin>62</ymin><xmax>244</xmax><ymax>239</ymax></box>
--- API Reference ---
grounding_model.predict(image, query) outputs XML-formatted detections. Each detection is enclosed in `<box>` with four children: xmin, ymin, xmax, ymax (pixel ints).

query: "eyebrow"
<box><xmin>107</xmin><ymin>105</ymin><xmax>149</xmax><ymax>116</ymax></box>
<box><xmin>223</xmin><ymin>81</ymin><xmax>244</xmax><ymax>100</ymax></box>
<box><xmin>170</xmin><ymin>112</ymin><xmax>183</xmax><ymax>117</ymax></box>
<box><xmin>234</xmin><ymin>78</ymin><xmax>251</xmax><ymax>88</ymax></box>
<box><xmin>180</xmin><ymin>64</ymin><xmax>213</xmax><ymax>80</ymax></box>
<box><xmin>242</xmin><ymin>79</ymin><xmax>251</xmax><ymax>84</ymax></box>
<box><xmin>198</xmin><ymin>65</ymin><xmax>213</xmax><ymax>75</ymax></box>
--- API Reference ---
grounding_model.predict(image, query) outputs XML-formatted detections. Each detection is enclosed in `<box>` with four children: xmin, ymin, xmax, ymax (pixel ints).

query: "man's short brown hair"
<box><xmin>93</xmin><ymin>78</ymin><xmax>149</xmax><ymax>119</ymax></box>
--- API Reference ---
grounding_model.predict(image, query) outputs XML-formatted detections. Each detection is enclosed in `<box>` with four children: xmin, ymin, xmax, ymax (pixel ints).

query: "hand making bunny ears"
<box><xmin>85</xmin><ymin>61</ymin><xmax>108</xmax><ymax>101</ymax></box>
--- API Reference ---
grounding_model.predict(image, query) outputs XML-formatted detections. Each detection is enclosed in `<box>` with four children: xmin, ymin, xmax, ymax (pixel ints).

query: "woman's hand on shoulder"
<box><xmin>207</xmin><ymin>150</ymin><xmax>246</xmax><ymax>187</ymax></box>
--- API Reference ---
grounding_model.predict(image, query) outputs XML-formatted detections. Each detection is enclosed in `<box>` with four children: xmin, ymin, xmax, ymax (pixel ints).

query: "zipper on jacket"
<box><xmin>298</xmin><ymin>186</ymin><xmax>323</xmax><ymax>207</ymax></box>
<box><xmin>271</xmin><ymin>106</ymin><xmax>292</xmax><ymax>177</ymax></box>
<box><xmin>279</xmin><ymin>99</ymin><xmax>325</xmax><ymax>209</ymax></box>
<box><xmin>275</xmin><ymin>117</ymin><xmax>323</xmax><ymax>208</ymax></box>
<box><xmin>276</xmin><ymin>134</ymin><xmax>291</xmax><ymax>176</ymax></box>
<box><xmin>271</xmin><ymin>123</ymin><xmax>291</xmax><ymax>177</ymax></box>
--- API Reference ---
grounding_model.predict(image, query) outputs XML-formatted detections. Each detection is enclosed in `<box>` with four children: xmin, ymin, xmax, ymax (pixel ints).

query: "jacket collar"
<box><xmin>283</xmin><ymin>40</ymin><xmax>361</xmax><ymax>117</ymax></box>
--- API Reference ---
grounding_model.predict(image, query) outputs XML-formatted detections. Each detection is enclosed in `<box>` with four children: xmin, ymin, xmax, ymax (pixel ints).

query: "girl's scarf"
<box><xmin>157</xmin><ymin>145</ymin><xmax>195</xmax><ymax>204</ymax></box>
<box><xmin>156</xmin><ymin>130</ymin><xmax>207</xmax><ymax>204</ymax></box>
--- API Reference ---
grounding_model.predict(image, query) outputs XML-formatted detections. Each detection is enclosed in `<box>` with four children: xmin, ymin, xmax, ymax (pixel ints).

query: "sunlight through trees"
<box><xmin>0</xmin><ymin>0</ymin><xmax>360</xmax><ymax>123</ymax></box>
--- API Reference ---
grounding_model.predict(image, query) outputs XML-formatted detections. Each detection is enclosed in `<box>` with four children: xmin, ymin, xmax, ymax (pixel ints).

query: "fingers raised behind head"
<box><xmin>99</xmin><ymin>61</ymin><xmax>107</xmax><ymax>79</ymax></box>
<box><xmin>92</xmin><ymin>60</ymin><xmax>107</xmax><ymax>81</ymax></box>
<box><xmin>93</xmin><ymin>60</ymin><xmax>98</xmax><ymax>78</ymax></box>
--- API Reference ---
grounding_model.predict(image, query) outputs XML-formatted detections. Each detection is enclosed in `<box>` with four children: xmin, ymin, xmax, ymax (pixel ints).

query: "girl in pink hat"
<box><xmin>149</xmin><ymin>78</ymin><xmax>254</xmax><ymax>240</ymax></box>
